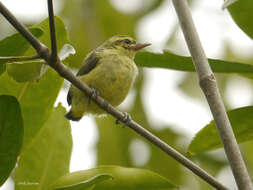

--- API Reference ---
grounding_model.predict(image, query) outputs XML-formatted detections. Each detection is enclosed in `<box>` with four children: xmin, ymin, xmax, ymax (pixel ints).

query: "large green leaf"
<box><xmin>14</xmin><ymin>104</ymin><xmax>72</xmax><ymax>190</ymax></box>
<box><xmin>0</xmin><ymin>70</ymin><xmax>63</xmax><ymax>148</ymax></box>
<box><xmin>49</xmin><ymin>166</ymin><xmax>176</xmax><ymax>190</ymax></box>
<box><xmin>0</xmin><ymin>95</ymin><xmax>24</xmax><ymax>186</ymax></box>
<box><xmin>52</xmin><ymin>174</ymin><xmax>113</xmax><ymax>190</ymax></box>
<box><xmin>227</xmin><ymin>0</ymin><xmax>253</xmax><ymax>39</ymax></box>
<box><xmin>0</xmin><ymin>63</ymin><xmax>5</xmax><ymax>76</ymax></box>
<box><xmin>0</xmin><ymin>28</ymin><xmax>43</xmax><ymax>76</ymax></box>
<box><xmin>5</xmin><ymin>16</ymin><xmax>69</xmax><ymax>82</ymax></box>
<box><xmin>188</xmin><ymin>106</ymin><xmax>253</xmax><ymax>155</ymax></box>
<box><xmin>135</xmin><ymin>50</ymin><xmax>253</xmax><ymax>74</ymax></box>
<box><xmin>0</xmin><ymin>16</ymin><xmax>69</xmax><ymax>148</ymax></box>
<box><xmin>7</xmin><ymin>61</ymin><xmax>47</xmax><ymax>82</ymax></box>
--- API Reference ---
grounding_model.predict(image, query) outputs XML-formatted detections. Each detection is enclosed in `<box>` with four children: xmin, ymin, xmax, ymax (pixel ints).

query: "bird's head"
<box><xmin>102</xmin><ymin>35</ymin><xmax>151</xmax><ymax>59</ymax></box>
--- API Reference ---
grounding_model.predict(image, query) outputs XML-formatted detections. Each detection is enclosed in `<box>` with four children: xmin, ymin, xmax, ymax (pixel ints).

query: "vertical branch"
<box><xmin>171</xmin><ymin>0</ymin><xmax>253</xmax><ymax>189</ymax></box>
<box><xmin>47</xmin><ymin>0</ymin><xmax>58</xmax><ymax>63</ymax></box>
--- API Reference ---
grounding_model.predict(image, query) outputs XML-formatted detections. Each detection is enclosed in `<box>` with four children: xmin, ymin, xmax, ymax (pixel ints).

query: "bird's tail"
<box><xmin>65</xmin><ymin>111</ymin><xmax>82</xmax><ymax>121</ymax></box>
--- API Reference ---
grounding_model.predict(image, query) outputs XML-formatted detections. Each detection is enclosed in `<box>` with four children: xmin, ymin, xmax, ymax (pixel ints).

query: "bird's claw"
<box><xmin>115</xmin><ymin>112</ymin><xmax>131</xmax><ymax>128</ymax></box>
<box><xmin>86</xmin><ymin>88</ymin><xmax>99</xmax><ymax>111</ymax></box>
<box><xmin>91</xmin><ymin>88</ymin><xmax>99</xmax><ymax>99</ymax></box>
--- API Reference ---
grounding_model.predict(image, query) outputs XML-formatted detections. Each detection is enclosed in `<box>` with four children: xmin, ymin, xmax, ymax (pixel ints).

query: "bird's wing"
<box><xmin>67</xmin><ymin>90</ymin><xmax>72</xmax><ymax>106</ymax></box>
<box><xmin>77</xmin><ymin>51</ymin><xmax>100</xmax><ymax>76</ymax></box>
<box><xmin>67</xmin><ymin>51</ymin><xmax>100</xmax><ymax>106</ymax></box>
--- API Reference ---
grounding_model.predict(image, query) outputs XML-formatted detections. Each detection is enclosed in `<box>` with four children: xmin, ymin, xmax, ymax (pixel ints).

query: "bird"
<box><xmin>65</xmin><ymin>35</ymin><xmax>151</xmax><ymax>121</ymax></box>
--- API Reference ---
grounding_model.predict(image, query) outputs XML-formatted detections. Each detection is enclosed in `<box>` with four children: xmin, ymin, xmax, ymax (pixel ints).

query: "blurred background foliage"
<box><xmin>1</xmin><ymin>0</ymin><xmax>253</xmax><ymax>189</ymax></box>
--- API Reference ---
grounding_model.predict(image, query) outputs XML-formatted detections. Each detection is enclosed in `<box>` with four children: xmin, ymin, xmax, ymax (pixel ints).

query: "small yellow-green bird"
<box><xmin>65</xmin><ymin>35</ymin><xmax>150</xmax><ymax>121</ymax></box>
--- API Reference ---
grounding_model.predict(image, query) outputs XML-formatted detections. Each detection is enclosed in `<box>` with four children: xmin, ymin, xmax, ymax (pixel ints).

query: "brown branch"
<box><xmin>0</xmin><ymin>2</ymin><xmax>230</xmax><ymax>190</ymax></box>
<box><xmin>171</xmin><ymin>0</ymin><xmax>253</xmax><ymax>189</ymax></box>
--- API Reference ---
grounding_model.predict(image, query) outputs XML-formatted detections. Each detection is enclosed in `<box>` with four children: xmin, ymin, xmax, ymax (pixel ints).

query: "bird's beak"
<box><xmin>130</xmin><ymin>43</ymin><xmax>151</xmax><ymax>51</ymax></box>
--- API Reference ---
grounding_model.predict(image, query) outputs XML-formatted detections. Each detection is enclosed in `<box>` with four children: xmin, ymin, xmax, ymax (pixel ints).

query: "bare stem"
<box><xmin>0</xmin><ymin>2</ymin><xmax>230</xmax><ymax>190</ymax></box>
<box><xmin>0</xmin><ymin>54</ymin><xmax>40</xmax><ymax>63</ymax></box>
<box><xmin>47</xmin><ymin>0</ymin><xmax>58</xmax><ymax>63</ymax></box>
<box><xmin>171</xmin><ymin>0</ymin><xmax>253</xmax><ymax>189</ymax></box>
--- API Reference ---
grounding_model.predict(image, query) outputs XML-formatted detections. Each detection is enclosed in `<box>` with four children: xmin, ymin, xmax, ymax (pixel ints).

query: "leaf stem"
<box><xmin>171</xmin><ymin>0</ymin><xmax>253</xmax><ymax>189</ymax></box>
<box><xmin>0</xmin><ymin>1</ymin><xmax>229</xmax><ymax>190</ymax></box>
<box><xmin>0</xmin><ymin>54</ymin><xmax>40</xmax><ymax>63</ymax></box>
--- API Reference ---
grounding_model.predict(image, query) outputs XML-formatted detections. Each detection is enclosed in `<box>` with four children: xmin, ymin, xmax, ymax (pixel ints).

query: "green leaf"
<box><xmin>14</xmin><ymin>104</ymin><xmax>72</xmax><ymax>190</ymax></box>
<box><xmin>0</xmin><ymin>69</ymin><xmax>63</xmax><ymax>148</ymax></box>
<box><xmin>0</xmin><ymin>16</ymin><xmax>69</xmax><ymax>148</ymax></box>
<box><xmin>7</xmin><ymin>16</ymin><xmax>69</xmax><ymax>82</ymax></box>
<box><xmin>49</xmin><ymin>166</ymin><xmax>176</xmax><ymax>190</ymax></box>
<box><xmin>7</xmin><ymin>61</ymin><xmax>48</xmax><ymax>82</ymax></box>
<box><xmin>33</xmin><ymin>16</ymin><xmax>69</xmax><ymax>54</ymax></box>
<box><xmin>0</xmin><ymin>95</ymin><xmax>24</xmax><ymax>186</ymax></box>
<box><xmin>0</xmin><ymin>63</ymin><xmax>5</xmax><ymax>76</ymax></box>
<box><xmin>135</xmin><ymin>50</ymin><xmax>253</xmax><ymax>74</ymax></box>
<box><xmin>0</xmin><ymin>28</ymin><xmax>43</xmax><ymax>76</ymax></box>
<box><xmin>227</xmin><ymin>0</ymin><xmax>253</xmax><ymax>39</ymax></box>
<box><xmin>53</xmin><ymin>174</ymin><xmax>113</xmax><ymax>190</ymax></box>
<box><xmin>188</xmin><ymin>106</ymin><xmax>253</xmax><ymax>155</ymax></box>
<box><xmin>6</xmin><ymin>42</ymin><xmax>74</xmax><ymax>82</ymax></box>
<box><xmin>0</xmin><ymin>28</ymin><xmax>43</xmax><ymax>60</ymax></box>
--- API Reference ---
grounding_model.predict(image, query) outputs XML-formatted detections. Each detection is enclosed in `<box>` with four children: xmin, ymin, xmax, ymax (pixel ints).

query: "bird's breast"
<box><xmin>83</xmin><ymin>54</ymin><xmax>138</xmax><ymax>106</ymax></box>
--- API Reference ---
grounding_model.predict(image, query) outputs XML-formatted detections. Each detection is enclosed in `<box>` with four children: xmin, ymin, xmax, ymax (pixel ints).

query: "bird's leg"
<box><xmin>86</xmin><ymin>87</ymin><xmax>99</xmax><ymax>112</ymax></box>
<box><xmin>115</xmin><ymin>112</ymin><xmax>131</xmax><ymax>128</ymax></box>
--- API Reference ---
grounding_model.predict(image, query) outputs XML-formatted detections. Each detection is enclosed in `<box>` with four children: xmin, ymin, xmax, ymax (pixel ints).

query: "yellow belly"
<box><xmin>70</xmin><ymin>55</ymin><xmax>138</xmax><ymax>117</ymax></box>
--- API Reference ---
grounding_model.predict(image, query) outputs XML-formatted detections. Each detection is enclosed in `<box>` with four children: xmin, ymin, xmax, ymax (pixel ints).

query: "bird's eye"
<box><xmin>123</xmin><ymin>39</ymin><xmax>132</xmax><ymax>44</ymax></box>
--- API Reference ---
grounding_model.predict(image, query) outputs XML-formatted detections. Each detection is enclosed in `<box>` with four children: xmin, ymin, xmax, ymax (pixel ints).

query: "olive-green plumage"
<box><xmin>65</xmin><ymin>35</ymin><xmax>150</xmax><ymax>121</ymax></box>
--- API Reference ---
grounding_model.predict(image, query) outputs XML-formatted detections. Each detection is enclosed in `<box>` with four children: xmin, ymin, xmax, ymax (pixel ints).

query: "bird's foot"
<box><xmin>86</xmin><ymin>87</ymin><xmax>99</xmax><ymax>112</ymax></box>
<box><xmin>115</xmin><ymin>112</ymin><xmax>131</xmax><ymax>128</ymax></box>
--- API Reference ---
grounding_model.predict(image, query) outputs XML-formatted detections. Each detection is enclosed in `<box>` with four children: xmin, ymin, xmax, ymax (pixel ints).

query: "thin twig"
<box><xmin>47</xmin><ymin>0</ymin><xmax>58</xmax><ymax>63</ymax></box>
<box><xmin>0</xmin><ymin>2</ymin><xmax>230</xmax><ymax>190</ymax></box>
<box><xmin>0</xmin><ymin>54</ymin><xmax>40</xmax><ymax>63</ymax></box>
<box><xmin>171</xmin><ymin>0</ymin><xmax>253</xmax><ymax>189</ymax></box>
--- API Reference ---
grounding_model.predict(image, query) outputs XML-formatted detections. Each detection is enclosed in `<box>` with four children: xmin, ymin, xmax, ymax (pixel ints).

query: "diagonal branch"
<box><xmin>0</xmin><ymin>2</ymin><xmax>229</xmax><ymax>190</ymax></box>
<box><xmin>171</xmin><ymin>0</ymin><xmax>253</xmax><ymax>190</ymax></box>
